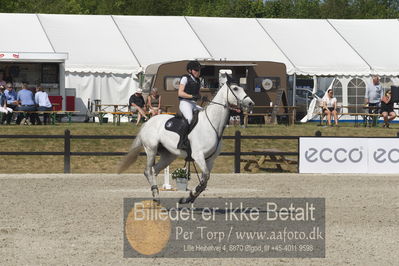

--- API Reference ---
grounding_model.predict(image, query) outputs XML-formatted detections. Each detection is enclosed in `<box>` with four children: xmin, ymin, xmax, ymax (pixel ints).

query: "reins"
<box><xmin>184</xmin><ymin>83</ymin><xmax>246</xmax><ymax>176</ymax></box>
<box><xmin>202</xmin><ymin>83</ymin><xmax>241</xmax><ymax>160</ymax></box>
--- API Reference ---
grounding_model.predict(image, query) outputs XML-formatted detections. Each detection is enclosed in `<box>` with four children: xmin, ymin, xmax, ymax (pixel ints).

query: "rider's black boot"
<box><xmin>177</xmin><ymin>134</ymin><xmax>189</xmax><ymax>150</ymax></box>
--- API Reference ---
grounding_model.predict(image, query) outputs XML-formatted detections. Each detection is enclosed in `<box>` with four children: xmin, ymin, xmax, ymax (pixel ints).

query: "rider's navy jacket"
<box><xmin>179</xmin><ymin>74</ymin><xmax>200</xmax><ymax>100</ymax></box>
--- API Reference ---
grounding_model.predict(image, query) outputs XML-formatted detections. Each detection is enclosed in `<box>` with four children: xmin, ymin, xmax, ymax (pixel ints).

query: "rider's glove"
<box><xmin>192</xmin><ymin>94</ymin><xmax>201</xmax><ymax>101</ymax></box>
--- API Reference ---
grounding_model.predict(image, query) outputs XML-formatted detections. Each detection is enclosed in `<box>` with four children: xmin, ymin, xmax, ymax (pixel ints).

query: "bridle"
<box><xmin>205</xmin><ymin>83</ymin><xmax>248</xmax><ymax>109</ymax></box>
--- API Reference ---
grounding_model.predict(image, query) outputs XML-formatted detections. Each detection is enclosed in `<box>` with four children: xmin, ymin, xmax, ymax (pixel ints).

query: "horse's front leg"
<box><xmin>179</xmin><ymin>152</ymin><xmax>210</xmax><ymax>204</ymax></box>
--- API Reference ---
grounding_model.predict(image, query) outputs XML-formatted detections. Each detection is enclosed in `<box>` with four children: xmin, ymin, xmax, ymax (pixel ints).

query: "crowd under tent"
<box><xmin>37</xmin><ymin>14</ymin><xmax>141</xmax><ymax>116</ymax></box>
<box><xmin>0</xmin><ymin>13</ymin><xmax>68</xmax><ymax>110</ymax></box>
<box><xmin>1</xmin><ymin>14</ymin><xmax>399</xmax><ymax>122</ymax></box>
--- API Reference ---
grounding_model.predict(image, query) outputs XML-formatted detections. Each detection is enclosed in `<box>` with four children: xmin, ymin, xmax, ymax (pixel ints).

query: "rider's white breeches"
<box><xmin>179</xmin><ymin>99</ymin><xmax>203</xmax><ymax>124</ymax></box>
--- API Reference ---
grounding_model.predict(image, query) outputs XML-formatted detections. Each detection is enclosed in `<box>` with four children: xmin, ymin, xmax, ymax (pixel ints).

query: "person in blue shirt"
<box><xmin>2</xmin><ymin>82</ymin><xmax>18</xmax><ymax>124</ymax></box>
<box><xmin>0</xmin><ymin>86</ymin><xmax>13</xmax><ymax>121</ymax></box>
<box><xmin>16</xmin><ymin>83</ymin><xmax>37</xmax><ymax>125</ymax></box>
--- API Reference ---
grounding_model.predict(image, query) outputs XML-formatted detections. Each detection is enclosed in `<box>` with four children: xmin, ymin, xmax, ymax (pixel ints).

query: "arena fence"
<box><xmin>4</xmin><ymin>129</ymin><xmax>394</xmax><ymax>174</ymax></box>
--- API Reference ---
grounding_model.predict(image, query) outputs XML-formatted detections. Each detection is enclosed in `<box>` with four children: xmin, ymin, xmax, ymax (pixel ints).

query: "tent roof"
<box><xmin>186</xmin><ymin>16</ymin><xmax>295</xmax><ymax>74</ymax></box>
<box><xmin>2</xmin><ymin>13</ymin><xmax>399</xmax><ymax>76</ymax></box>
<box><xmin>329</xmin><ymin>19</ymin><xmax>399</xmax><ymax>76</ymax></box>
<box><xmin>258</xmin><ymin>18</ymin><xmax>372</xmax><ymax>76</ymax></box>
<box><xmin>38</xmin><ymin>14</ymin><xmax>140</xmax><ymax>74</ymax></box>
<box><xmin>0</xmin><ymin>13</ymin><xmax>54</xmax><ymax>53</ymax></box>
<box><xmin>113</xmin><ymin>15</ymin><xmax>211</xmax><ymax>66</ymax></box>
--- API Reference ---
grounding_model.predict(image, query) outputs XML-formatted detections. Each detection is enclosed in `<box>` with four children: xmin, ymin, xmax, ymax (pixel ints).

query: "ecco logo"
<box><xmin>305</xmin><ymin>147</ymin><xmax>363</xmax><ymax>163</ymax></box>
<box><xmin>373</xmin><ymin>148</ymin><xmax>399</xmax><ymax>163</ymax></box>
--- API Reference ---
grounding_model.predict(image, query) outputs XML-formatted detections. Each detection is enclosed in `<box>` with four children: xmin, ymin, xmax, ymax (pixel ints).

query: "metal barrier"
<box><xmin>0</xmin><ymin>129</ymin><xmax>319</xmax><ymax>174</ymax></box>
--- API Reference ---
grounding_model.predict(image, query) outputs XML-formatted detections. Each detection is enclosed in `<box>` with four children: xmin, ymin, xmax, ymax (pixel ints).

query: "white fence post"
<box><xmin>162</xmin><ymin>166</ymin><xmax>172</xmax><ymax>190</ymax></box>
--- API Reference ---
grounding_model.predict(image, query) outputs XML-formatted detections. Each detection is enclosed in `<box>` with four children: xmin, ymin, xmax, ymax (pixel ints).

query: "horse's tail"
<box><xmin>117</xmin><ymin>133</ymin><xmax>143</xmax><ymax>174</ymax></box>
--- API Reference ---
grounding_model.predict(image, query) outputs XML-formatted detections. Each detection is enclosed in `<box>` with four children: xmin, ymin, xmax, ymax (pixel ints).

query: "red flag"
<box><xmin>12</xmin><ymin>54</ymin><xmax>19</xmax><ymax>59</ymax></box>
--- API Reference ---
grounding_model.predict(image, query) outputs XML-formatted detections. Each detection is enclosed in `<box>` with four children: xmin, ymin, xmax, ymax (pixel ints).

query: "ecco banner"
<box><xmin>299</xmin><ymin>138</ymin><xmax>399</xmax><ymax>173</ymax></box>
<box><xmin>368</xmin><ymin>138</ymin><xmax>399</xmax><ymax>174</ymax></box>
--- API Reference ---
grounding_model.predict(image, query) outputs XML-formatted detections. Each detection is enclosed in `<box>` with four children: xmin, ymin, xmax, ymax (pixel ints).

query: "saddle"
<box><xmin>165</xmin><ymin>110</ymin><xmax>200</xmax><ymax>161</ymax></box>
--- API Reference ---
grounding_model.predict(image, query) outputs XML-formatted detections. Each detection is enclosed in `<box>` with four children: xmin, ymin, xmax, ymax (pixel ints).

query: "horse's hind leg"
<box><xmin>143</xmin><ymin>146</ymin><xmax>160</xmax><ymax>203</ymax></box>
<box><xmin>179</xmin><ymin>153</ymin><xmax>211</xmax><ymax>204</ymax></box>
<box><xmin>153</xmin><ymin>150</ymin><xmax>177</xmax><ymax>176</ymax></box>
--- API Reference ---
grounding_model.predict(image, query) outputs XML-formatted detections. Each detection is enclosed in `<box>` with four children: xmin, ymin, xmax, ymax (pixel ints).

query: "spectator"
<box><xmin>129</xmin><ymin>88</ymin><xmax>148</xmax><ymax>126</ymax></box>
<box><xmin>147</xmin><ymin>88</ymin><xmax>162</xmax><ymax>116</ymax></box>
<box><xmin>322</xmin><ymin>88</ymin><xmax>339</xmax><ymax>126</ymax></box>
<box><xmin>380</xmin><ymin>90</ymin><xmax>396</xmax><ymax>128</ymax></box>
<box><xmin>365</xmin><ymin>76</ymin><xmax>382</xmax><ymax>126</ymax></box>
<box><xmin>3</xmin><ymin>82</ymin><xmax>18</xmax><ymax>125</ymax></box>
<box><xmin>35</xmin><ymin>86</ymin><xmax>52</xmax><ymax>125</ymax></box>
<box><xmin>0</xmin><ymin>70</ymin><xmax>6</xmax><ymax>88</ymax></box>
<box><xmin>0</xmin><ymin>85</ymin><xmax>13</xmax><ymax>118</ymax></box>
<box><xmin>16</xmin><ymin>83</ymin><xmax>37</xmax><ymax>125</ymax></box>
<box><xmin>228</xmin><ymin>107</ymin><xmax>244</xmax><ymax>128</ymax></box>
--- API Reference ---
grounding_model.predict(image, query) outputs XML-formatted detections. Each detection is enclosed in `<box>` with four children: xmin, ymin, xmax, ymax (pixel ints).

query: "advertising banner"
<box><xmin>299</xmin><ymin>138</ymin><xmax>368</xmax><ymax>173</ymax></box>
<box><xmin>300</xmin><ymin>137</ymin><xmax>399</xmax><ymax>174</ymax></box>
<box><xmin>368</xmin><ymin>138</ymin><xmax>399</xmax><ymax>174</ymax></box>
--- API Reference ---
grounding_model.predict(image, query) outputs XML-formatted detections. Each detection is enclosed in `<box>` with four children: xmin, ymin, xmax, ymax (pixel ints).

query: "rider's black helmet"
<box><xmin>186</xmin><ymin>60</ymin><xmax>201</xmax><ymax>72</ymax></box>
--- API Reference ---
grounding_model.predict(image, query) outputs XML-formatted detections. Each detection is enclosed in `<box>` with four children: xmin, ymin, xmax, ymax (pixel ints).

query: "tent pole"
<box><xmin>312</xmin><ymin>75</ymin><xmax>318</xmax><ymax>94</ymax></box>
<box><xmin>292</xmin><ymin>73</ymin><xmax>297</xmax><ymax>107</ymax></box>
<box><xmin>59</xmin><ymin>62</ymin><xmax>66</xmax><ymax>111</ymax></box>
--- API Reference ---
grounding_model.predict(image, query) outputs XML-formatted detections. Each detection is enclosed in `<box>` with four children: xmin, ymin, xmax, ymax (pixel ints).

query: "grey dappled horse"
<box><xmin>118</xmin><ymin>80</ymin><xmax>254</xmax><ymax>204</ymax></box>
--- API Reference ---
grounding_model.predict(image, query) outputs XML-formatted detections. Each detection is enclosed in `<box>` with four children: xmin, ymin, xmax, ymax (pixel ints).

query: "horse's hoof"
<box><xmin>178</xmin><ymin>197</ymin><xmax>186</xmax><ymax>204</ymax></box>
<box><xmin>153</xmin><ymin>198</ymin><xmax>161</xmax><ymax>205</ymax></box>
<box><xmin>179</xmin><ymin>197</ymin><xmax>190</xmax><ymax>204</ymax></box>
<box><xmin>179</xmin><ymin>197</ymin><xmax>196</xmax><ymax>204</ymax></box>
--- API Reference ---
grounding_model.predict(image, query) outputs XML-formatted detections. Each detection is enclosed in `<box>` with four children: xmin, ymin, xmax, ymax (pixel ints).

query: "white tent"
<box><xmin>2</xmin><ymin>14</ymin><xmax>399</xmax><ymax>117</ymax></box>
<box><xmin>0</xmin><ymin>13</ymin><xmax>53</xmax><ymax>53</ymax></box>
<box><xmin>186</xmin><ymin>16</ymin><xmax>295</xmax><ymax>74</ymax></box>
<box><xmin>113</xmin><ymin>15</ymin><xmax>211</xmax><ymax>66</ymax></box>
<box><xmin>329</xmin><ymin>19</ymin><xmax>399</xmax><ymax>76</ymax></box>
<box><xmin>38</xmin><ymin>14</ymin><xmax>141</xmax><ymax>114</ymax></box>
<box><xmin>258</xmin><ymin>18</ymin><xmax>372</xmax><ymax>76</ymax></box>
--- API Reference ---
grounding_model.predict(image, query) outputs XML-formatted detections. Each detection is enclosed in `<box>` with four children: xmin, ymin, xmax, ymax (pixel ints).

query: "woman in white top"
<box><xmin>322</xmin><ymin>88</ymin><xmax>338</xmax><ymax>126</ymax></box>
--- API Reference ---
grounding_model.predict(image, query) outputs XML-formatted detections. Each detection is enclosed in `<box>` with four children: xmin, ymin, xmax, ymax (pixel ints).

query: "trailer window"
<box><xmin>164</xmin><ymin>76</ymin><xmax>181</xmax><ymax>91</ymax></box>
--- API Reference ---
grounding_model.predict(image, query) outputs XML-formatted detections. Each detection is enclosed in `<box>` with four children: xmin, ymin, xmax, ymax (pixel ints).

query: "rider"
<box><xmin>177</xmin><ymin>60</ymin><xmax>203</xmax><ymax>150</ymax></box>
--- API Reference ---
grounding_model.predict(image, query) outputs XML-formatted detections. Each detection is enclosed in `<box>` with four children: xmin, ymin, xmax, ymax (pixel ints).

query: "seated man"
<box><xmin>228</xmin><ymin>107</ymin><xmax>244</xmax><ymax>127</ymax></box>
<box><xmin>3</xmin><ymin>83</ymin><xmax>18</xmax><ymax>124</ymax></box>
<box><xmin>16</xmin><ymin>83</ymin><xmax>37</xmax><ymax>125</ymax></box>
<box><xmin>129</xmin><ymin>88</ymin><xmax>148</xmax><ymax>126</ymax></box>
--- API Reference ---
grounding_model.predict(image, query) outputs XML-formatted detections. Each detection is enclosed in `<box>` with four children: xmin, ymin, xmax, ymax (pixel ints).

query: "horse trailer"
<box><xmin>140</xmin><ymin>60</ymin><xmax>288</xmax><ymax>116</ymax></box>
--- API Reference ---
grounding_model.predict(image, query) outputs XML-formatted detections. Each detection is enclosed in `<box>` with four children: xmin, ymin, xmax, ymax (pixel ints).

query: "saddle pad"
<box><xmin>165</xmin><ymin>117</ymin><xmax>189</xmax><ymax>137</ymax></box>
<box><xmin>164</xmin><ymin>111</ymin><xmax>200</xmax><ymax>136</ymax></box>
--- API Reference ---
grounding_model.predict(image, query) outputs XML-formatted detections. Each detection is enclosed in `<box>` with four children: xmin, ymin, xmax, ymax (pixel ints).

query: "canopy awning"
<box><xmin>0</xmin><ymin>52</ymin><xmax>68</xmax><ymax>62</ymax></box>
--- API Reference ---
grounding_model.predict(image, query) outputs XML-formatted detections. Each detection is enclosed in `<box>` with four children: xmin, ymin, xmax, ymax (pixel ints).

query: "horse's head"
<box><xmin>225</xmin><ymin>75</ymin><xmax>254</xmax><ymax>112</ymax></box>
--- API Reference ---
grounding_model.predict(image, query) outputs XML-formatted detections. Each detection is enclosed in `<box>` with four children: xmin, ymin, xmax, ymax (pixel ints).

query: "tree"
<box><xmin>0</xmin><ymin>0</ymin><xmax>398</xmax><ymax>19</ymax></box>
